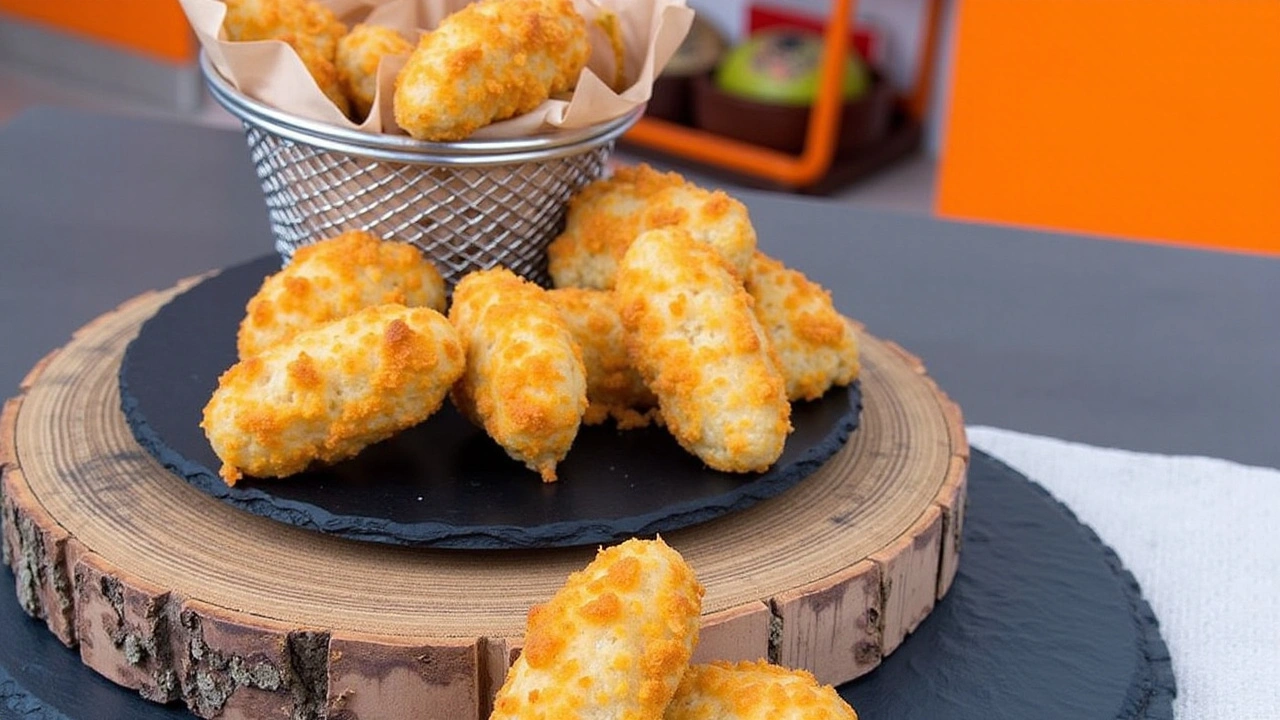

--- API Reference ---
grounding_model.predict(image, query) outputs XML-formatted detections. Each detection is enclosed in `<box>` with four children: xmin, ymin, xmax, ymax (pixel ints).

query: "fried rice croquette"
<box><xmin>546</xmin><ymin>288</ymin><xmax>659</xmax><ymax>428</ymax></box>
<box><xmin>449</xmin><ymin>268</ymin><xmax>587</xmax><ymax>482</ymax></box>
<box><xmin>491</xmin><ymin>537</ymin><xmax>704</xmax><ymax>720</ymax></box>
<box><xmin>393</xmin><ymin>0</ymin><xmax>589</xmax><ymax>141</ymax></box>
<box><xmin>615</xmin><ymin>228</ymin><xmax>791</xmax><ymax>473</ymax></box>
<box><xmin>664</xmin><ymin>660</ymin><xmax>859</xmax><ymax>720</ymax></box>
<box><xmin>336</xmin><ymin>24</ymin><xmax>413</xmax><ymax>119</ymax></box>
<box><xmin>236</xmin><ymin>230</ymin><xmax>445</xmax><ymax>360</ymax></box>
<box><xmin>745</xmin><ymin>251</ymin><xmax>861</xmax><ymax>401</ymax></box>
<box><xmin>202</xmin><ymin>304</ymin><xmax>465</xmax><ymax>485</ymax></box>
<box><xmin>222</xmin><ymin>0</ymin><xmax>351</xmax><ymax>115</ymax></box>
<box><xmin>547</xmin><ymin>164</ymin><xmax>683</xmax><ymax>289</ymax></box>
<box><xmin>548</xmin><ymin>164</ymin><xmax>757</xmax><ymax>289</ymax></box>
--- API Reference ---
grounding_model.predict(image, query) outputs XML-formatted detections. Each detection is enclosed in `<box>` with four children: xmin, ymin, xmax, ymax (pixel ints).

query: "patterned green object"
<box><xmin>715</xmin><ymin>29</ymin><xmax>869</xmax><ymax>107</ymax></box>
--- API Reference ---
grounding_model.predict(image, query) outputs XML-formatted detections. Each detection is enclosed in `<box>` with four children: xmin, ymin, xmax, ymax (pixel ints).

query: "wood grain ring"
<box><xmin>1</xmin><ymin>275</ymin><xmax>967</xmax><ymax>719</ymax></box>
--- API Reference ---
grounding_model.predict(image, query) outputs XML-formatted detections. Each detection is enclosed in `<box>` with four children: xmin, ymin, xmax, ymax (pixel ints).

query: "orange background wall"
<box><xmin>0</xmin><ymin>0</ymin><xmax>195</xmax><ymax>64</ymax></box>
<box><xmin>936</xmin><ymin>0</ymin><xmax>1280</xmax><ymax>255</ymax></box>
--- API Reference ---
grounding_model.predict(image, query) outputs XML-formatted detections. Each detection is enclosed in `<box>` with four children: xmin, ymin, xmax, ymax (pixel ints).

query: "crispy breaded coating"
<box><xmin>491</xmin><ymin>537</ymin><xmax>704</xmax><ymax>720</ymax></box>
<box><xmin>336</xmin><ymin>23</ymin><xmax>412</xmax><ymax>119</ymax></box>
<box><xmin>546</xmin><ymin>287</ymin><xmax>659</xmax><ymax>428</ymax></box>
<box><xmin>393</xmin><ymin>0</ymin><xmax>589</xmax><ymax>141</ymax></box>
<box><xmin>548</xmin><ymin>164</ymin><xmax>683</xmax><ymax>289</ymax></box>
<box><xmin>745</xmin><ymin>251</ymin><xmax>860</xmax><ymax>401</ymax></box>
<box><xmin>237</xmin><ymin>230</ymin><xmax>445</xmax><ymax>360</ymax></box>
<box><xmin>222</xmin><ymin>0</ymin><xmax>351</xmax><ymax>115</ymax></box>
<box><xmin>548</xmin><ymin>164</ymin><xmax>757</xmax><ymax>289</ymax></box>
<box><xmin>202</xmin><ymin>304</ymin><xmax>465</xmax><ymax>485</ymax></box>
<box><xmin>615</xmin><ymin>228</ymin><xmax>791</xmax><ymax>473</ymax></box>
<box><xmin>449</xmin><ymin>268</ymin><xmax>587</xmax><ymax>482</ymax></box>
<box><xmin>222</xmin><ymin>0</ymin><xmax>344</xmax><ymax>57</ymax></box>
<box><xmin>642</xmin><ymin>182</ymin><xmax>757</xmax><ymax>280</ymax></box>
<box><xmin>664</xmin><ymin>660</ymin><xmax>859</xmax><ymax>720</ymax></box>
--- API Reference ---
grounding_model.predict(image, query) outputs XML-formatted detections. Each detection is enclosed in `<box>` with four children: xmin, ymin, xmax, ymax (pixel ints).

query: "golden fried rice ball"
<box><xmin>222</xmin><ymin>0</ymin><xmax>345</xmax><ymax>57</ymax></box>
<box><xmin>237</xmin><ymin>230</ymin><xmax>445</xmax><ymax>360</ymax></box>
<box><xmin>202</xmin><ymin>304</ymin><xmax>465</xmax><ymax>485</ymax></box>
<box><xmin>548</xmin><ymin>164</ymin><xmax>684</xmax><ymax>289</ymax></box>
<box><xmin>335</xmin><ymin>23</ymin><xmax>412</xmax><ymax>120</ymax></box>
<box><xmin>664</xmin><ymin>660</ymin><xmax>859</xmax><ymax>720</ymax></box>
<box><xmin>491</xmin><ymin>537</ymin><xmax>704</xmax><ymax>720</ymax></box>
<box><xmin>745</xmin><ymin>251</ymin><xmax>861</xmax><ymax>401</ymax></box>
<box><xmin>616</xmin><ymin>228</ymin><xmax>791</xmax><ymax>473</ymax></box>
<box><xmin>222</xmin><ymin>0</ymin><xmax>351</xmax><ymax>115</ymax></box>
<box><xmin>393</xmin><ymin>0</ymin><xmax>589</xmax><ymax>141</ymax></box>
<box><xmin>449</xmin><ymin>268</ymin><xmax>587</xmax><ymax>482</ymax></box>
<box><xmin>548</xmin><ymin>164</ymin><xmax>757</xmax><ymax>289</ymax></box>
<box><xmin>546</xmin><ymin>288</ymin><xmax>659</xmax><ymax>428</ymax></box>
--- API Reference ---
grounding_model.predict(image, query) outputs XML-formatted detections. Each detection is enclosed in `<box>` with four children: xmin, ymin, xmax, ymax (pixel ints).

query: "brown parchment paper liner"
<box><xmin>180</xmin><ymin>0</ymin><xmax>693</xmax><ymax>137</ymax></box>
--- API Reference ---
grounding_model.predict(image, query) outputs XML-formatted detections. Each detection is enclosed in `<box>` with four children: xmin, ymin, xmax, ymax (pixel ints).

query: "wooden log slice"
<box><xmin>1</xmin><ymin>278</ymin><xmax>968</xmax><ymax>719</ymax></box>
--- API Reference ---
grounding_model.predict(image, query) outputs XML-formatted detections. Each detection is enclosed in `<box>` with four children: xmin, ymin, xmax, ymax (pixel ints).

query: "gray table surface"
<box><xmin>2</xmin><ymin>106</ymin><xmax>1278</xmax><ymax>469</ymax></box>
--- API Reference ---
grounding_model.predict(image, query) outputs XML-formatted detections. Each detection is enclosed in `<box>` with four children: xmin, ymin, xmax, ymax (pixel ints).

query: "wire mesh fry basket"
<box><xmin>200</xmin><ymin>53</ymin><xmax>641</xmax><ymax>287</ymax></box>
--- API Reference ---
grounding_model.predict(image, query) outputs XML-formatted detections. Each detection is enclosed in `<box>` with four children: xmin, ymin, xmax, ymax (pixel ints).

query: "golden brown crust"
<box><xmin>393</xmin><ymin>0</ymin><xmax>589</xmax><ymax>141</ymax></box>
<box><xmin>548</xmin><ymin>164</ymin><xmax>682</xmax><ymax>289</ymax></box>
<box><xmin>491</xmin><ymin>538</ymin><xmax>704</xmax><ymax>720</ymax></box>
<box><xmin>548</xmin><ymin>164</ymin><xmax>756</xmax><ymax>289</ymax></box>
<box><xmin>236</xmin><ymin>230</ymin><xmax>446</xmax><ymax>360</ymax></box>
<box><xmin>222</xmin><ymin>0</ymin><xmax>351</xmax><ymax>116</ymax></box>
<box><xmin>546</xmin><ymin>287</ymin><xmax>659</xmax><ymax>427</ymax></box>
<box><xmin>745</xmin><ymin>251</ymin><xmax>860</xmax><ymax>401</ymax></box>
<box><xmin>336</xmin><ymin>23</ymin><xmax>413</xmax><ymax>119</ymax></box>
<box><xmin>615</xmin><ymin>228</ymin><xmax>790</xmax><ymax>473</ymax></box>
<box><xmin>202</xmin><ymin>304</ymin><xmax>465</xmax><ymax>484</ymax></box>
<box><xmin>448</xmin><ymin>268</ymin><xmax>587</xmax><ymax>481</ymax></box>
<box><xmin>221</xmin><ymin>0</ymin><xmax>345</xmax><ymax>57</ymax></box>
<box><xmin>664</xmin><ymin>660</ymin><xmax>859</xmax><ymax>720</ymax></box>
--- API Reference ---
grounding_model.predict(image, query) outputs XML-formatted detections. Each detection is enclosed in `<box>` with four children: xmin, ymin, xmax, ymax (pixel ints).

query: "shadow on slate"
<box><xmin>0</xmin><ymin>450</ymin><xmax>1174</xmax><ymax>719</ymax></box>
<box><xmin>118</xmin><ymin>255</ymin><xmax>862</xmax><ymax>549</ymax></box>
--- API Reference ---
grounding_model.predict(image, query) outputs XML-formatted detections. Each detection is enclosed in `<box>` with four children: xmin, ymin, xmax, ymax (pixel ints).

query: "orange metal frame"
<box><xmin>624</xmin><ymin>0</ymin><xmax>945</xmax><ymax>188</ymax></box>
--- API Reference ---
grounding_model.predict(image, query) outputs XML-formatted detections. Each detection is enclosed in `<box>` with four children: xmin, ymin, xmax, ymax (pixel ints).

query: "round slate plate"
<box><xmin>839</xmin><ymin>452</ymin><xmax>1175</xmax><ymax>720</ymax></box>
<box><xmin>118</xmin><ymin>255</ymin><xmax>862</xmax><ymax>549</ymax></box>
<box><xmin>0</xmin><ymin>450</ymin><xmax>1175</xmax><ymax>719</ymax></box>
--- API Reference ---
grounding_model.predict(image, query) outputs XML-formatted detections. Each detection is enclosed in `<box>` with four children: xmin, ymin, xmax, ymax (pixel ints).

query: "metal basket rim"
<box><xmin>200</xmin><ymin>51</ymin><xmax>641</xmax><ymax>167</ymax></box>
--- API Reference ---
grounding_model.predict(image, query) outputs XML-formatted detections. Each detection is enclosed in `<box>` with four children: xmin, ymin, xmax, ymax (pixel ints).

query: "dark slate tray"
<box><xmin>117</xmin><ymin>255</ymin><xmax>862</xmax><ymax>549</ymax></box>
<box><xmin>0</xmin><ymin>450</ymin><xmax>1175</xmax><ymax>719</ymax></box>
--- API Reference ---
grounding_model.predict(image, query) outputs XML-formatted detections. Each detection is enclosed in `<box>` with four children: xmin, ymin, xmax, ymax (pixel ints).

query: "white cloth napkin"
<box><xmin>967</xmin><ymin>426</ymin><xmax>1280</xmax><ymax>720</ymax></box>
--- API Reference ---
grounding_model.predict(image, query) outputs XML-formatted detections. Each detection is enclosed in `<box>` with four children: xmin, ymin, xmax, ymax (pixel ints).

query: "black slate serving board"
<box><xmin>0</xmin><ymin>450</ymin><xmax>1174</xmax><ymax>719</ymax></box>
<box><xmin>118</xmin><ymin>255</ymin><xmax>862</xmax><ymax>549</ymax></box>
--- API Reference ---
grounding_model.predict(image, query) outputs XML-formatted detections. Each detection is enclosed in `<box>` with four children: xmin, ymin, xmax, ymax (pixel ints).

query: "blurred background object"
<box><xmin>645</xmin><ymin>13</ymin><xmax>726</xmax><ymax>126</ymax></box>
<box><xmin>691</xmin><ymin>28</ymin><xmax>893</xmax><ymax>159</ymax></box>
<box><xmin>626</xmin><ymin>0</ymin><xmax>947</xmax><ymax>193</ymax></box>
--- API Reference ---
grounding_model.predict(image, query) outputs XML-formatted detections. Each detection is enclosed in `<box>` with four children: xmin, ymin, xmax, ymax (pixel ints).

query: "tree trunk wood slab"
<box><xmin>1</xmin><ymin>276</ymin><xmax>968</xmax><ymax>719</ymax></box>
